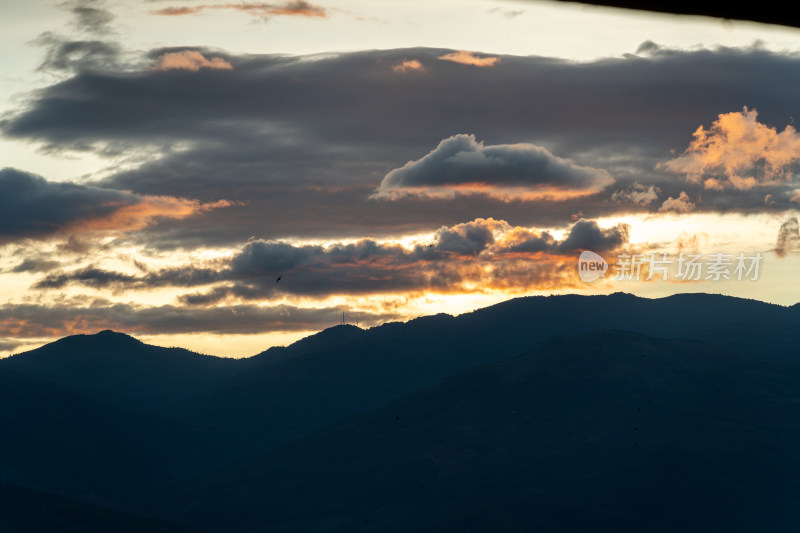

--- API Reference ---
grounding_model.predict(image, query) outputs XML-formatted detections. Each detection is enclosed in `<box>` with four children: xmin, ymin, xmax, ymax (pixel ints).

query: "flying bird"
<box><xmin>276</xmin><ymin>275</ymin><xmax>282</xmax><ymax>283</ymax></box>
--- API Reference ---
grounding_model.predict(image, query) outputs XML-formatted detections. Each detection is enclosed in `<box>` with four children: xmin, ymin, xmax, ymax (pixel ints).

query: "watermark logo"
<box><xmin>577</xmin><ymin>250</ymin><xmax>763</xmax><ymax>283</ymax></box>
<box><xmin>578</xmin><ymin>250</ymin><xmax>608</xmax><ymax>282</ymax></box>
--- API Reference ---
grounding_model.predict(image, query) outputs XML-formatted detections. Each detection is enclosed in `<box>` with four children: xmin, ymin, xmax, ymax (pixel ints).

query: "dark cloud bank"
<box><xmin>4</xmin><ymin>45</ymin><xmax>800</xmax><ymax>246</ymax></box>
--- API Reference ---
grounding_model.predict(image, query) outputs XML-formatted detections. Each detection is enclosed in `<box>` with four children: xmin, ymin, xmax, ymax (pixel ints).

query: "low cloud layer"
<box><xmin>0</xmin><ymin>217</ymin><xmax>630</xmax><ymax>344</ymax></box>
<box><xmin>0</xmin><ymin>302</ymin><xmax>396</xmax><ymax>339</ymax></box>
<box><xmin>32</xmin><ymin>218</ymin><xmax>630</xmax><ymax>303</ymax></box>
<box><xmin>374</xmin><ymin>134</ymin><xmax>613</xmax><ymax>201</ymax></box>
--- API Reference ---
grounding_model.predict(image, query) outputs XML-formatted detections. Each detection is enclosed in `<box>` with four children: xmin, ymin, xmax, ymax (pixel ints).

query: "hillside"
<box><xmin>157</xmin><ymin>330</ymin><xmax>800</xmax><ymax>532</ymax></box>
<box><xmin>1</xmin><ymin>293</ymin><xmax>799</xmax><ymax>530</ymax></box>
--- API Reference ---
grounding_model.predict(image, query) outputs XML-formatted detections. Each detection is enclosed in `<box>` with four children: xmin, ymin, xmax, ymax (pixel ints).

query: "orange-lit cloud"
<box><xmin>152</xmin><ymin>50</ymin><xmax>233</xmax><ymax>71</ymax></box>
<box><xmin>153</xmin><ymin>7</ymin><xmax>198</xmax><ymax>16</ymax></box>
<box><xmin>659</xmin><ymin>191</ymin><xmax>695</xmax><ymax>213</ymax></box>
<box><xmin>437</xmin><ymin>50</ymin><xmax>500</xmax><ymax>67</ymax></box>
<box><xmin>659</xmin><ymin>107</ymin><xmax>800</xmax><ymax>190</ymax></box>
<box><xmin>375</xmin><ymin>184</ymin><xmax>604</xmax><ymax>202</ymax></box>
<box><xmin>67</xmin><ymin>197</ymin><xmax>235</xmax><ymax>233</ymax></box>
<box><xmin>393</xmin><ymin>59</ymin><xmax>425</xmax><ymax>73</ymax></box>
<box><xmin>152</xmin><ymin>1</ymin><xmax>327</xmax><ymax>19</ymax></box>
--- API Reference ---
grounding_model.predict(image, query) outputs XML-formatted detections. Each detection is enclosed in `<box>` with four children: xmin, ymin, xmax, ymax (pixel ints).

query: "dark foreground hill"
<box><xmin>1</xmin><ymin>293</ymin><xmax>800</xmax><ymax>531</ymax></box>
<box><xmin>0</xmin><ymin>485</ymin><xmax>199</xmax><ymax>533</ymax></box>
<box><xmin>156</xmin><ymin>331</ymin><xmax>800</xmax><ymax>533</ymax></box>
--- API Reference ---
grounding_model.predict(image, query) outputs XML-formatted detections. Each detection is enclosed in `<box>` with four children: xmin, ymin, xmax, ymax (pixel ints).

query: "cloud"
<box><xmin>151</xmin><ymin>7</ymin><xmax>199</xmax><ymax>16</ymax></box>
<box><xmin>374</xmin><ymin>134</ymin><xmax>613</xmax><ymax>201</ymax></box>
<box><xmin>33</xmin><ymin>218</ymin><xmax>629</xmax><ymax>300</ymax></box>
<box><xmin>434</xmin><ymin>219</ymin><xmax>505</xmax><ymax>255</ymax></box>
<box><xmin>610</xmin><ymin>182</ymin><xmax>660</xmax><ymax>205</ymax></box>
<box><xmin>775</xmin><ymin>216</ymin><xmax>800</xmax><ymax>257</ymax></box>
<box><xmin>7</xmin><ymin>46</ymin><xmax>800</xmax><ymax>245</ymax></box>
<box><xmin>659</xmin><ymin>191</ymin><xmax>695</xmax><ymax>213</ymax></box>
<box><xmin>11</xmin><ymin>258</ymin><xmax>62</xmax><ymax>274</ymax></box>
<box><xmin>69</xmin><ymin>3</ymin><xmax>115</xmax><ymax>34</ymax></box>
<box><xmin>35</xmin><ymin>37</ymin><xmax>121</xmax><ymax>72</ymax></box>
<box><xmin>151</xmin><ymin>50</ymin><xmax>233</xmax><ymax>71</ymax></box>
<box><xmin>0</xmin><ymin>302</ymin><xmax>397</xmax><ymax>338</ymax></box>
<box><xmin>488</xmin><ymin>7</ymin><xmax>525</xmax><ymax>18</ymax></box>
<box><xmin>659</xmin><ymin>107</ymin><xmax>800</xmax><ymax>190</ymax></box>
<box><xmin>498</xmin><ymin>219</ymin><xmax>629</xmax><ymax>254</ymax></box>
<box><xmin>438</xmin><ymin>50</ymin><xmax>500</xmax><ymax>67</ymax></box>
<box><xmin>33</xmin><ymin>0</ymin><xmax>120</xmax><ymax>73</ymax></box>
<box><xmin>151</xmin><ymin>1</ymin><xmax>327</xmax><ymax>19</ymax></box>
<box><xmin>0</xmin><ymin>338</ymin><xmax>25</xmax><ymax>353</ymax></box>
<box><xmin>34</xmin><ymin>263</ymin><xmax>226</xmax><ymax>290</ymax></box>
<box><xmin>0</xmin><ymin>168</ymin><xmax>231</xmax><ymax>243</ymax></box>
<box><xmin>635</xmin><ymin>40</ymin><xmax>663</xmax><ymax>55</ymax></box>
<box><xmin>393</xmin><ymin>59</ymin><xmax>425</xmax><ymax>73</ymax></box>
<box><xmin>553</xmin><ymin>220</ymin><xmax>630</xmax><ymax>253</ymax></box>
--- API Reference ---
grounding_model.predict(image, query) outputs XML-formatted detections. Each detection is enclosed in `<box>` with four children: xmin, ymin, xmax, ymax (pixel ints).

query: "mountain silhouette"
<box><xmin>155</xmin><ymin>331</ymin><xmax>800</xmax><ymax>532</ymax></box>
<box><xmin>0</xmin><ymin>484</ymin><xmax>200</xmax><ymax>533</ymax></box>
<box><xmin>1</xmin><ymin>330</ymin><xmax>240</xmax><ymax>406</ymax></box>
<box><xmin>1</xmin><ymin>293</ymin><xmax>799</xmax><ymax>531</ymax></box>
<box><xmin>246</xmin><ymin>324</ymin><xmax>366</xmax><ymax>368</ymax></box>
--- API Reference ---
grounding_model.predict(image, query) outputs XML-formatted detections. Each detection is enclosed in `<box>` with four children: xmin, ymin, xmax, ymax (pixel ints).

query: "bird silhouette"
<box><xmin>276</xmin><ymin>275</ymin><xmax>282</xmax><ymax>283</ymax></box>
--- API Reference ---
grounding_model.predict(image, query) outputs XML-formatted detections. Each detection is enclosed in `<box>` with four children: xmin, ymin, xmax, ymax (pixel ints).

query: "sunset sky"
<box><xmin>2</xmin><ymin>0</ymin><xmax>800</xmax><ymax>357</ymax></box>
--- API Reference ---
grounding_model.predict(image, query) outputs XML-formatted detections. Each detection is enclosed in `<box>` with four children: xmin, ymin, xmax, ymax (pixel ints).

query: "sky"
<box><xmin>2</xmin><ymin>0</ymin><xmax>800</xmax><ymax>357</ymax></box>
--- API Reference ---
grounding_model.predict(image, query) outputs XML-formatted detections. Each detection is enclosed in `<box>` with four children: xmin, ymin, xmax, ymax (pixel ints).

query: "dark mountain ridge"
<box><xmin>155</xmin><ymin>330</ymin><xmax>800</xmax><ymax>532</ymax></box>
<box><xmin>2</xmin><ymin>292</ymin><xmax>800</xmax><ymax>531</ymax></box>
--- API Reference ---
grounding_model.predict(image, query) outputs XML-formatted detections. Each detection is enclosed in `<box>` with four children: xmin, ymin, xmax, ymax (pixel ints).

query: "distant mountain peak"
<box><xmin>76</xmin><ymin>329</ymin><xmax>143</xmax><ymax>345</ymax></box>
<box><xmin>325</xmin><ymin>324</ymin><xmax>363</xmax><ymax>332</ymax></box>
<box><xmin>252</xmin><ymin>323</ymin><xmax>365</xmax><ymax>362</ymax></box>
<box><xmin>93</xmin><ymin>329</ymin><xmax>140</xmax><ymax>341</ymax></box>
<box><xmin>29</xmin><ymin>329</ymin><xmax>145</xmax><ymax>354</ymax></box>
<box><xmin>285</xmin><ymin>323</ymin><xmax>364</xmax><ymax>351</ymax></box>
